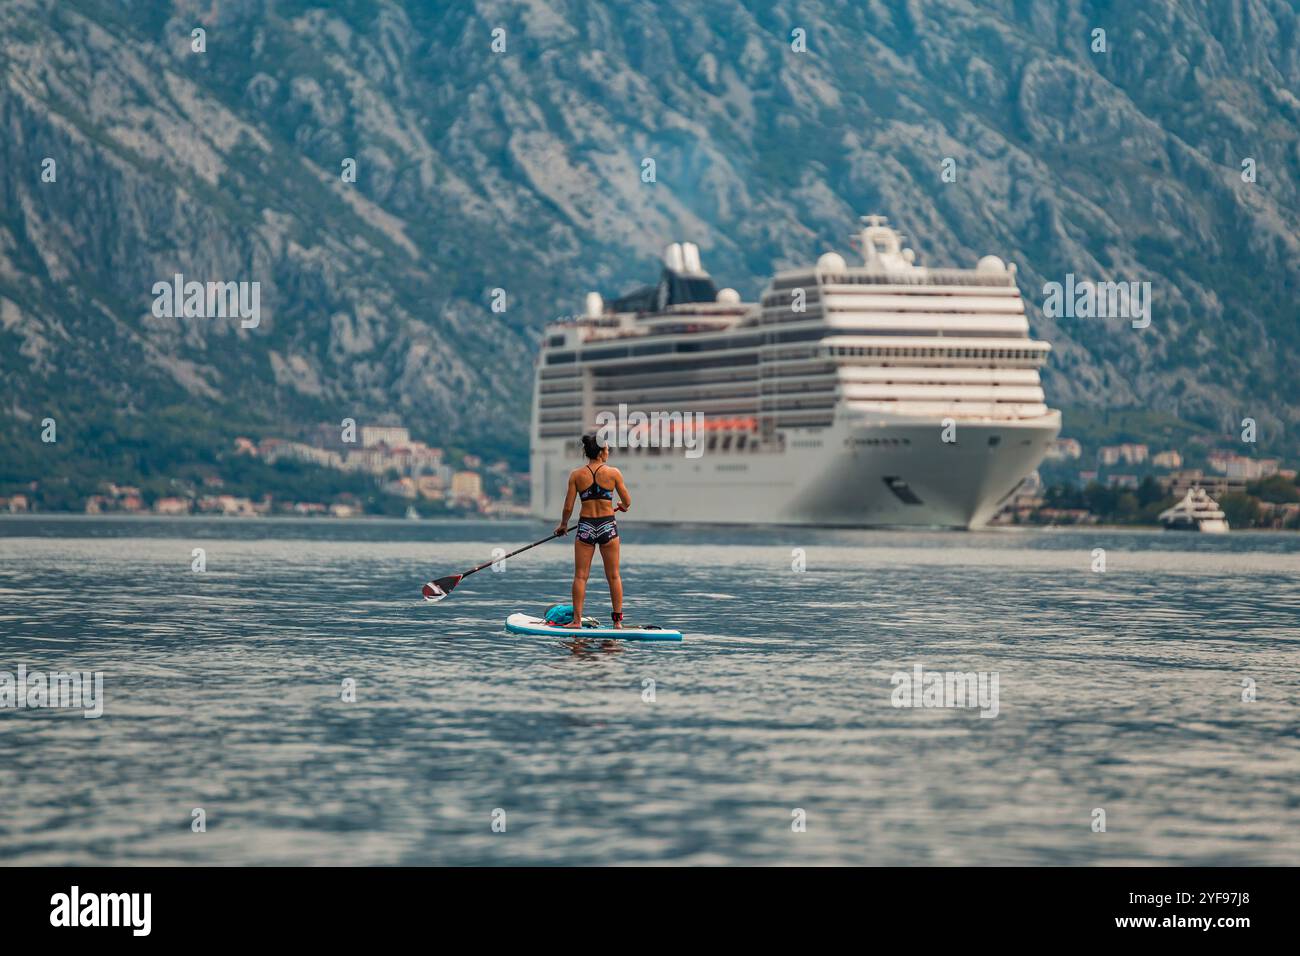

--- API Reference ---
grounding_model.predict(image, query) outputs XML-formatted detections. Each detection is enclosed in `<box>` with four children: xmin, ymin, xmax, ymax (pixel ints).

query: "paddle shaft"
<box><xmin>457</xmin><ymin>524</ymin><xmax>576</xmax><ymax>580</ymax></box>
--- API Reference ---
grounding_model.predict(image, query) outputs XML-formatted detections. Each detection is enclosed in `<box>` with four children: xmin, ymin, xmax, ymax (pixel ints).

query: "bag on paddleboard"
<box><xmin>544</xmin><ymin>603</ymin><xmax>575</xmax><ymax>625</ymax></box>
<box><xmin>543</xmin><ymin>604</ymin><xmax>603</xmax><ymax>628</ymax></box>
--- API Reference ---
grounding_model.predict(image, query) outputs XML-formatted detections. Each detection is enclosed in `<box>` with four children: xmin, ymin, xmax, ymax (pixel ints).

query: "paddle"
<box><xmin>421</xmin><ymin>524</ymin><xmax>576</xmax><ymax>601</ymax></box>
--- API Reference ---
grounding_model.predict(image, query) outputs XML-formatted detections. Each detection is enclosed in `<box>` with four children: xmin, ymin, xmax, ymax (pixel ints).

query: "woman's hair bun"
<box><xmin>580</xmin><ymin>433</ymin><xmax>605</xmax><ymax>459</ymax></box>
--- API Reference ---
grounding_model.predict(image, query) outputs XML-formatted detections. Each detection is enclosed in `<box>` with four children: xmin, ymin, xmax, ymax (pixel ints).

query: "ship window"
<box><xmin>583</xmin><ymin>347</ymin><xmax>630</xmax><ymax>361</ymax></box>
<box><xmin>630</xmin><ymin>342</ymin><xmax>674</xmax><ymax>357</ymax></box>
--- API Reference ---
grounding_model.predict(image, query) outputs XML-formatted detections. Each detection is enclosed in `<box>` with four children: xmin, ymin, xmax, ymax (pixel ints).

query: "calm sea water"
<box><xmin>1</xmin><ymin>515</ymin><xmax>1298</xmax><ymax>866</ymax></box>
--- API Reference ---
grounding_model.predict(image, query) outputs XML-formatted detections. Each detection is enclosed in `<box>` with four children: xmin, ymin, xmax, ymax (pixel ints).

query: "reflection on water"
<box><xmin>0</xmin><ymin>516</ymin><xmax>1298</xmax><ymax>865</ymax></box>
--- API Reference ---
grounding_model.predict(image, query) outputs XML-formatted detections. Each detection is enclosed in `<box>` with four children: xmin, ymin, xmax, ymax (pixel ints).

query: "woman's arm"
<box><xmin>555</xmin><ymin>474</ymin><xmax>577</xmax><ymax>535</ymax></box>
<box><xmin>613</xmin><ymin>468</ymin><xmax>631</xmax><ymax>512</ymax></box>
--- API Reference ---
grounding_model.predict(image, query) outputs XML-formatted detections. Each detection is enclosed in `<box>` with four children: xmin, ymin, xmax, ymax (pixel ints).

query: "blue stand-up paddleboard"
<box><xmin>505</xmin><ymin>613</ymin><xmax>683</xmax><ymax>642</ymax></box>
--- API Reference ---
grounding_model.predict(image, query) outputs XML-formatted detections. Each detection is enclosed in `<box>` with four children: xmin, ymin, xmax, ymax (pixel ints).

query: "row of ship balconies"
<box><xmin>539</xmin><ymin>372</ymin><xmax>1045</xmax><ymax>408</ymax></box>
<box><xmin>540</xmin><ymin>334</ymin><xmax>1050</xmax><ymax>378</ymax></box>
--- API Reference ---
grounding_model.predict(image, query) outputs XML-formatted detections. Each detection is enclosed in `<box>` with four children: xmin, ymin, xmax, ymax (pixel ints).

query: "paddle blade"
<box><xmin>422</xmin><ymin>574</ymin><xmax>462</xmax><ymax>602</ymax></box>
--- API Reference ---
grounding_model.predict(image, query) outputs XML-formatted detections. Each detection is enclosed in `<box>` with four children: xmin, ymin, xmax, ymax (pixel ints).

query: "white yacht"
<box><xmin>529</xmin><ymin>216</ymin><xmax>1061</xmax><ymax>528</ymax></box>
<box><xmin>1158</xmin><ymin>487</ymin><xmax>1229</xmax><ymax>533</ymax></box>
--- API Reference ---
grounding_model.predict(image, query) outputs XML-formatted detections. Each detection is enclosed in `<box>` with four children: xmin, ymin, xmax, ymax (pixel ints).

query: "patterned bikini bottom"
<box><xmin>575</xmin><ymin>515</ymin><xmax>618</xmax><ymax>546</ymax></box>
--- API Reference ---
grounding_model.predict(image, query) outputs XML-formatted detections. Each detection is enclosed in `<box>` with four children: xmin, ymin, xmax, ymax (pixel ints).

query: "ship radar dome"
<box><xmin>716</xmin><ymin>288</ymin><xmax>741</xmax><ymax>304</ymax></box>
<box><xmin>976</xmin><ymin>255</ymin><xmax>1006</xmax><ymax>273</ymax></box>
<box><xmin>817</xmin><ymin>252</ymin><xmax>847</xmax><ymax>272</ymax></box>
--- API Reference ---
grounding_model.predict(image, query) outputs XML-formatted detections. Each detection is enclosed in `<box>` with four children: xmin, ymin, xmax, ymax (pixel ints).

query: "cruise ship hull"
<box><xmin>531</xmin><ymin>412</ymin><xmax>1060</xmax><ymax>529</ymax></box>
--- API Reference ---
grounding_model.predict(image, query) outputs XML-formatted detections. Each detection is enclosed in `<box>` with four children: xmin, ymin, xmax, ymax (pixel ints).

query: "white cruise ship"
<box><xmin>530</xmin><ymin>216</ymin><xmax>1061</xmax><ymax>528</ymax></box>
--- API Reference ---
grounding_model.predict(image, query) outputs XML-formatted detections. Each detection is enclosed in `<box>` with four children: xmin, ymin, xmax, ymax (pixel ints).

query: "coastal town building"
<box><xmin>1158</xmin><ymin>469</ymin><xmax>1248</xmax><ymax>498</ymax></box>
<box><xmin>360</xmin><ymin>426</ymin><xmax>411</xmax><ymax>448</ymax></box>
<box><xmin>1207</xmin><ymin>452</ymin><xmax>1280</xmax><ymax>480</ymax></box>
<box><xmin>415</xmin><ymin>475</ymin><xmax>445</xmax><ymax>500</ymax></box>
<box><xmin>1098</xmin><ymin>443</ymin><xmax>1148</xmax><ymax>466</ymax></box>
<box><xmin>1045</xmin><ymin>438</ymin><xmax>1082</xmax><ymax>460</ymax></box>
<box><xmin>451</xmin><ymin>471</ymin><xmax>484</xmax><ymax>502</ymax></box>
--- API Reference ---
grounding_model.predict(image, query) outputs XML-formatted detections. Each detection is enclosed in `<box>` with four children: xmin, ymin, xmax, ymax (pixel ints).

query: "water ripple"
<box><xmin>0</xmin><ymin>517</ymin><xmax>1297</xmax><ymax>865</ymax></box>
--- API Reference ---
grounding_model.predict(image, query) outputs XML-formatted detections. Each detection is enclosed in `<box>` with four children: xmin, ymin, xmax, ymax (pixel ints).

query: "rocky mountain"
<box><xmin>3</xmin><ymin>0</ymin><xmax>1298</xmax><ymax>481</ymax></box>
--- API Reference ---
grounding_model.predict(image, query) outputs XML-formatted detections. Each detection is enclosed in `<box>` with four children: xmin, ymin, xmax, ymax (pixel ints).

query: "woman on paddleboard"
<box><xmin>555</xmin><ymin>433</ymin><xmax>630</xmax><ymax>628</ymax></box>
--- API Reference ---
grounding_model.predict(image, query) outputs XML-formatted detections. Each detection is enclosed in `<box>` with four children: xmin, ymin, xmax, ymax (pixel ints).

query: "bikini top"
<box><xmin>578</xmin><ymin>464</ymin><xmax>615</xmax><ymax>501</ymax></box>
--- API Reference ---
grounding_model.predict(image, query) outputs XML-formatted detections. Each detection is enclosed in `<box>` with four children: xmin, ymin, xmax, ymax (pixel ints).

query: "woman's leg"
<box><xmin>598</xmin><ymin>537</ymin><xmax>622</xmax><ymax>626</ymax></box>
<box><xmin>568</xmin><ymin>539</ymin><xmax>596</xmax><ymax>626</ymax></box>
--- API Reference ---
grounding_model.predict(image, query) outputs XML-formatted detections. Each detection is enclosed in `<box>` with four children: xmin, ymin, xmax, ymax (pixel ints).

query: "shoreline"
<box><xmin>1</xmin><ymin>512</ymin><xmax>1297</xmax><ymax>534</ymax></box>
<box><xmin>0</xmin><ymin>511</ymin><xmax>534</xmax><ymax>524</ymax></box>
